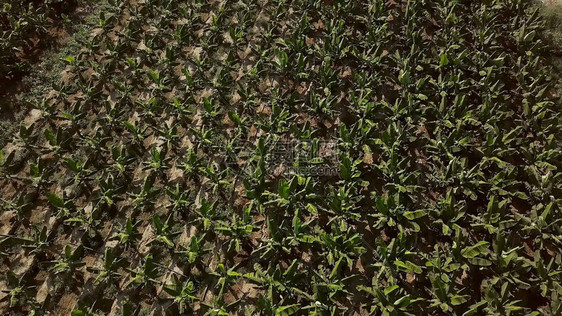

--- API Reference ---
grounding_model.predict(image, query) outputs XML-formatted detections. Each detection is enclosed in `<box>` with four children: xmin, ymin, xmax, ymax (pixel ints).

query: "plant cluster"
<box><xmin>0</xmin><ymin>0</ymin><xmax>561</xmax><ymax>315</ymax></box>
<box><xmin>0</xmin><ymin>0</ymin><xmax>77</xmax><ymax>81</ymax></box>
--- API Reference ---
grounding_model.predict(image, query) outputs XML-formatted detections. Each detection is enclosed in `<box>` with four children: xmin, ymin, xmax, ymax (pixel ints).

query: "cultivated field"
<box><xmin>0</xmin><ymin>0</ymin><xmax>561</xmax><ymax>315</ymax></box>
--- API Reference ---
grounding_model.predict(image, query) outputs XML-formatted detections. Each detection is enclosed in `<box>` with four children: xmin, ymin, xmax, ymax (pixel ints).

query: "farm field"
<box><xmin>0</xmin><ymin>0</ymin><xmax>561</xmax><ymax>315</ymax></box>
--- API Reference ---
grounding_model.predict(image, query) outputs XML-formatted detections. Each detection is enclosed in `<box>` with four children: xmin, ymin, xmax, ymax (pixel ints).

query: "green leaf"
<box><xmin>384</xmin><ymin>284</ymin><xmax>399</xmax><ymax>296</ymax></box>
<box><xmin>451</xmin><ymin>295</ymin><xmax>469</xmax><ymax>305</ymax></box>
<box><xmin>394</xmin><ymin>295</ymin><xmax>412</xmax><ymax>308</ymax></box>
<box><xmin>278</xmin><ymin>179</ymin><xmax>290</xmax><ymax>199</ymax></box>
<box><xmin>416</xmin><ymin>94</ymin><xmax>428</xmax><ymax>100</ymax></box>
<box><xmin>462</xmin><ymin>300</ymin><xmax>487</xmax><ymax>316</ymax></box>
<box><xmin>403</xmin><ymin>210</ymin><xmax>427</xmax><ymax>220</ymax></box>
<box><xmin>228</xmin><ymin>111</ymin><xmax>242</xmax><ymax>125</ymax></box>
<box><xmin>330</xmin><ymin>257</ymin><xmax>343</xmax><ymax>279</ymax></box>
<box><xmin>395</xmin><ymin>260</ymin><xmax>422</xmax><ymax>274</ymax></box>
<box><xmin>158</xmin><ymin>236</ymin><xmax>174</xmax><ymax>248</ymax></box>
<box><xmin>431</xmin><ymin>276</ymin><xmax>448</xmax><ymax>302</ymax></box>
<box><xmin>147</xmin><ymin>70</ymin><xmax>160</xmax><ymax>83</ymax></box>
<box><xmin>44</xmin><ymin>129</ymin><xmax>56</xmax><ymax>145</ymax></box>
<box><xmin>376</xmin><ymin>195</ymin><xmax>388</xmax><ymax>214</ymax></box>
<box><xmin>152</xmin><ymin>215</ymin><xmax>164</xmax><ymax>232</ymax></box>
<box><xmin>467</xmin><ymin>258</ymin><xmax>492</xmax><ymax>266</ymax></box>
<box><xmin>461</xmin><ymin>241</ymin><xmax>490</xmax><ymax>259</ymax></box>
<box><xmin>440</xmin><ymin>53</ymin><xmax>449</xmax><ymax>67</ymax></box>
<box><xmin>47</xmin><ymin>193</ymin><xmax>65</xmax><ymax>209</ymax></box>
<box><xmin>276</xmin><ymin>304</ymin><xmax>299</xmax><ymax>316</ymax></box>
<box><xmin>540</xmin><ymin>202</ymin><xmax>554</xmax><ymax>221</ymax></box>
<box><xmin>123</xmin><ymin>121</ymin><xmax>136</xmax><ymax>133</ymax></box>
<box><xmin>64</xmin><ymin>158</ymin><xmax>79</xmax><ymax>173</ymax></box>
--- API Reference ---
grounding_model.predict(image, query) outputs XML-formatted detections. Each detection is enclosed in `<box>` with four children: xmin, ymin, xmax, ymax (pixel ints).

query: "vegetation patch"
<box><xmin>0</xmin><ymin>0</ymin><xmax>561</xmax><ymax>315</ymax></box>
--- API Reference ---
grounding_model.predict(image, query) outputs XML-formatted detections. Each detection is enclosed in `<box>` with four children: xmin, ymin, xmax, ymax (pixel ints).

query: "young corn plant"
<box><xmin>163</xmin><ymin>275</ymin><xmax>199</xmax><ymax>314</ymax></box>
<box><xmin>151</xmin><ymin>214</ymin><xmax>178</xmax><ymax>248</ymax></box>
<box><xmin>125</xmin><ymin>254</ymin><xmax>159</xmax><ymax>289</ymax></box>
<box><xmin>49</xmin><ymin>245</ymin><xmax>85</xmax><ymax>275</ymax></box>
